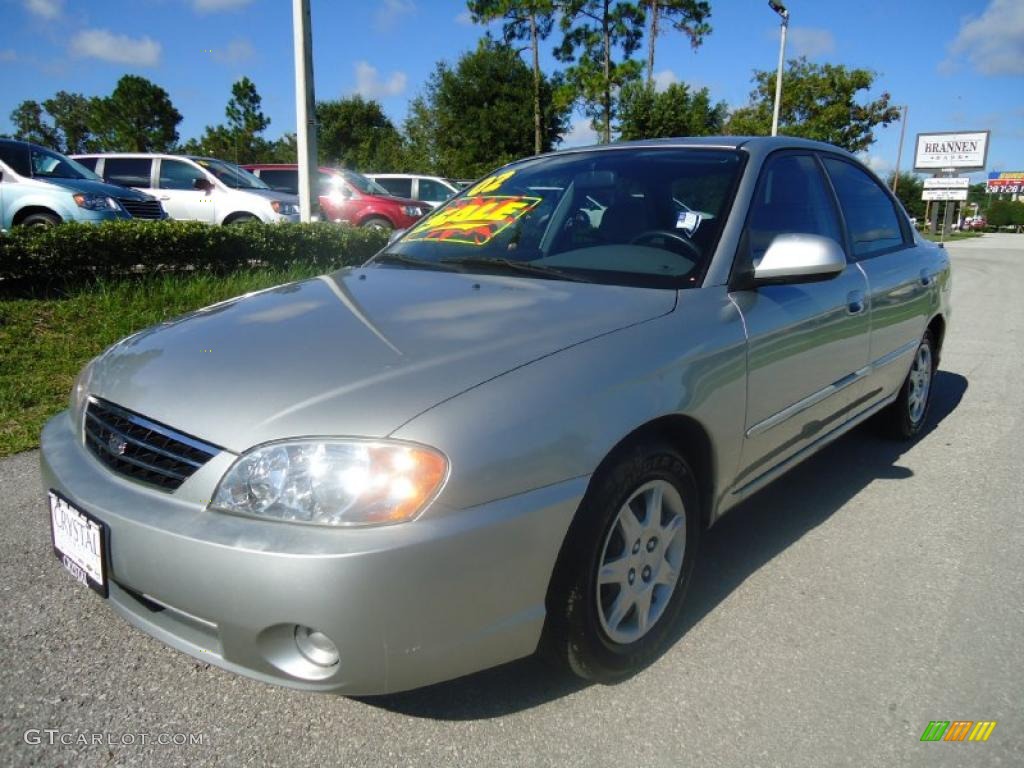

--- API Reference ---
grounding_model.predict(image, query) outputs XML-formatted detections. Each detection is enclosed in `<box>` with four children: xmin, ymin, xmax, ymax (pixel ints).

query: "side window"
<box><xmin>75</xmin><ymin>157</ymin><xmax>98</xmax><ymax>171</ymax></box>
<box><xmin>376</xmin><ymin>177</ymin><xmax>411</xmax><ymax>198</ymax></box>
<box><xmin>823</xmin><ymin>158</ymin><xmax>905</xmax><ymax>258</ymax></box>
<box><xmin>159</xmin><ymin>159</ymin><xmax>208</xmax><ymax>191</ymax></box>
<box><xmin>419</xmin><ymin>178</ymin><xmax>452</xmax><ymax>202</ymax></box>
<box><xmin>103</xmin><ymin>158</ymin><xmax>152</xmax><ymax>187</ymax></box>
<box><xmin>0</xmin><ymin>143</ymin><xmax>31</xmax><ymax>175</ymax></box>
<box><xmin>746</xmin><ymin>153</ymin><xmax>843</xmax><ymax>261</ymax></box>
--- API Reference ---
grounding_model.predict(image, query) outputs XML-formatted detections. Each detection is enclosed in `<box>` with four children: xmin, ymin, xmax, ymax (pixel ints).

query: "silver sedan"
<box><xmin>40</xmin><ymin>136</ymin><xmax>950</xmax><ymax>695</ymax></box>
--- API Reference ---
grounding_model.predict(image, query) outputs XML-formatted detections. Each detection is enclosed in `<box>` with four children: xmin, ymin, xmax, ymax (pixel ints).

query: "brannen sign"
<box><xmin>914</xmin><ymin>131</ymin><xmax>989</xmax><ymax>170</ymax></box>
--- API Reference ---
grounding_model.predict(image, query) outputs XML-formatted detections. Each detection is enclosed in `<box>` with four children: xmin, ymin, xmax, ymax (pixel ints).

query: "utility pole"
<box><xmin>293</xmin><ymin>0</ymin><xmax>318</xmax><ymax>223</ymax></box>
<box><xmin>769</xmin><ymin>1</ymin><xmax>789</xmax><ymax>137</ymax></box>
<box><xmin>892</xmin><ymin>105</ymin><xmax>908</xmax><ymax>193</ymax></box>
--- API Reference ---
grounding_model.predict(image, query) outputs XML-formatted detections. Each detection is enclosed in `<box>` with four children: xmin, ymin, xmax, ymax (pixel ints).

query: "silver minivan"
<box><xmin>73</xmin><ymin>153</ymin><xmax>300</xmax><ymax>225</ymax></box>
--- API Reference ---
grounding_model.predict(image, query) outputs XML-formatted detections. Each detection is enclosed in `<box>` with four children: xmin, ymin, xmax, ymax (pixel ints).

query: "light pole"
<box><xmin>292</xmin><ymin>0</ymin><xmax>318</xmax><ymax>223</ymax></box>
<box><xmin>769</xmin><ymin>0</ymin><xmax>789</xmax><ymax>137</ymax></box>
<box><xmin>892</xmin><ymin>105</ymin><xmax>908</xmax><ymax>193</ymax></box>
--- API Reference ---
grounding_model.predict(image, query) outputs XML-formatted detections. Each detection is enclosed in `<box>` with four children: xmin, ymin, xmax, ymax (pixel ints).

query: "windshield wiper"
<box><xmin>439</xmin><ymin>256</ymin><xmax>591</xmax><ymax>282</ymax></box>
<box><xmin>371</xmin><ymin>252</ymin><xmax>462</xmax><ymax>272</ymax></box>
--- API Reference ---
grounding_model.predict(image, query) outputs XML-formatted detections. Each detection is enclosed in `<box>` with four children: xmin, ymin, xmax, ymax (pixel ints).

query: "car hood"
<box><xmin>88</xmin><ymin>268</ymin><xmax>675</xmax><ymax>453</ymax></box>
<box><xmin>362</xmin><ymin>192</ymin><xmax>424</xmax><ymax>208</ymax></box>
<box><xmin>42</xmin><ymin>177</ymin><xmax>154</xmax><ymax>200</ymax></box>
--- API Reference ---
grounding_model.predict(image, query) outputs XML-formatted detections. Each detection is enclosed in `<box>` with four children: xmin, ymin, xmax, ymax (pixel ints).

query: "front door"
<box><xmin>731</xmin><ymin>152</ymin><xmax>871</xmax><ymax>490</ymax></box>
<box><xmin>155</xmin><ymin>159</ymin><xmax>217</xmax><ymax>223</ymax></box>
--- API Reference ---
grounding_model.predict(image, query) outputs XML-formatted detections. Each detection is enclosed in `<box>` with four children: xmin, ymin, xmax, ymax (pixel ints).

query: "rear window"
<box><xmin>375</xmin><ymin>177</ymin><xmax>412</xmax><ymax>198</ymax></box>
<box><xmin>103</xmin><ymin>158</ymin><xmax>152</xmax><ymax>188</ymax></box>
<box><xmin>257</xmin><ymin>169</ymin><xmax>299</xmax><ymax>194</ymax></box>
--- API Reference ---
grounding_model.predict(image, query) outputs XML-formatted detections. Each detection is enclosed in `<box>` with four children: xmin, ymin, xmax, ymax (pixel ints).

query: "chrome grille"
<box><xmin>117</xmin><ymin>197</ymin><xmax>165</xmax><ymax>220</ymax></box>
<box><xmin>84</xmin><ymin>398</ymin><xmax>220</xmax><ymax>491</ymax></box>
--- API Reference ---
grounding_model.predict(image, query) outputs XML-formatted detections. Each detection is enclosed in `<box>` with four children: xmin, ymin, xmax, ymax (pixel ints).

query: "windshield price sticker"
<box><xmin>405</xmin><ymin>195</ymin><xmax>541</xmax><ymax>245</ymax></box>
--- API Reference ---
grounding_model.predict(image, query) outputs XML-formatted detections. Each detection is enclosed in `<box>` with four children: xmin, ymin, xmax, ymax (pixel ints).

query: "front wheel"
<box><xmin>20</xmin><ymin>211</ymin><xmax>61</xmax><ymax>229</ymax></box>
<box><xmin>542</xmin><ymin>441</ymin><xmax>700</xmax><ymax>683</ymax></box>
<box><xmin>881</xmin><ymin>329</ymin><xmax>936</xmax><ymax>439</ymax></box>
<box><xmin>361</xmin><ymin>216</ymin><xmax>393</xmax><ymax>233</ymax></box>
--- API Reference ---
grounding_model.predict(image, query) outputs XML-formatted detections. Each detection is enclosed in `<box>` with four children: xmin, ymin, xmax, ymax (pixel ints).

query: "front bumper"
<box><xmin>40</xmin><ymin>411</ymin><xmax>584</xmax><ymax>694</ymax></box>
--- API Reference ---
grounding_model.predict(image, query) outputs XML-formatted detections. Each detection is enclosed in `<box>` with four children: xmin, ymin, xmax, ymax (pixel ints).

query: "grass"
<box><xmin>920</xmin><ymin>231</ymin><xmax>984</xmax><ymax>242</ymax></box>
<box><xmin>0</xmin><ymin>264</ymin><xmax>327</xmax><ymax>458</ymax></box>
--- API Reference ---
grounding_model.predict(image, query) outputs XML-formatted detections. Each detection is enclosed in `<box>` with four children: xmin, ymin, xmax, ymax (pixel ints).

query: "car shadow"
<box><xmin>360</xmin><ymin>371</ymin><xmax>968</xmax><ymax>721</ymax></box>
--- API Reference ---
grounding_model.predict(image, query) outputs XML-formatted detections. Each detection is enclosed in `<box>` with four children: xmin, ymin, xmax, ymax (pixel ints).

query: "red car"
<box><xmin>243</xmin><ymin>164</ymin><xmax>431</xmax><ymax>231</ymax></box>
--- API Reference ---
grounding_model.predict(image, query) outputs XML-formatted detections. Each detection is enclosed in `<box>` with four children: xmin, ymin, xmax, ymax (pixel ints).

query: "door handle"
<box><xmin>847</xmin><ymin>290</ymin><xmax>866</xmax><ymax>315</ymax></box>
<box><xmin>159</xmin><ymin>196</ymin><xmax>170</xmax><ymax>201</ymax></box>
<box><xmin>919</xmin><ymin>269</ymin><xmax>933</xmax><ymax>287</ymax></box>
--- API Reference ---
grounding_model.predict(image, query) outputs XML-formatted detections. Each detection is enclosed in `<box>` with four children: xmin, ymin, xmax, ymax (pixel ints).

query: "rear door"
<box><xmin>822</xmin><ymin>156</ymin><xmax>931</xmax><ymax>396</ymax></box>
<box><xmin>418</xmin><ymin>178</ymin><xmax>454</xmax><ymax>208</ymax></box>
<box><xmin>731</xmin><ymin>152</ymin><xmax>871</xmax><ymax>489</ymax></box>
<box><xmin>155</xmin><ymin>158</ymin><xmax>216</xmax><ymax>223</ymax></box>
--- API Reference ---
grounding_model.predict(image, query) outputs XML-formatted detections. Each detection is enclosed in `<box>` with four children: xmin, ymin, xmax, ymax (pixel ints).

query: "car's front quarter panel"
<box><xmin>393</xmin><ymin>286</ymin><xmax>748</xmax><ymax>521</ymax></box>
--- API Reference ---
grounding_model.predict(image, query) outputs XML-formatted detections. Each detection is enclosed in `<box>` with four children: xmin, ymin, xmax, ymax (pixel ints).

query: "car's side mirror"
<box><xmin>192</xmin><ymin>177</ymin><xmax>213</xmax><ymax>192</ymax></box>
<box><xmin>753</xmin><ymin>233</ymin><xmax>846</xmax><ymax>285</ymax></box>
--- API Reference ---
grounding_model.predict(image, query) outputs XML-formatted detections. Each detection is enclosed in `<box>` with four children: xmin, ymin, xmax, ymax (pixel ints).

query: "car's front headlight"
<box><xmin>403</xmin><ymin>205</ymin><xmax>426</xmax><ymax>217</ymax></box>
<box><xmin>69</xmin><ymin>356</ymin><xmax>98</xmax><ymax>433</ymax></box>
<box><xmin>271</xmin><ymin>200</ymin><xmax>300</xmax><ymax>215</ymax></box>
<box><xmin>210</xmin><ymin>440</ymin><xmax>448</xmax><ymax>527</ymax></box>
<box><xmin>73</xmin><ymin>193</ymin><xmax>120</xmax><ymax>211</ymax></box>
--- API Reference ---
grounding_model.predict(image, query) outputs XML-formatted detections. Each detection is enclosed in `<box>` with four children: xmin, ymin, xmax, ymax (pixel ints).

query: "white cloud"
<box><xmin>455</xmin><ymin>10</ymin><xmax>473</xmax><ymax>26</ymax></box>
<box><xmin>946</xmin><ymin>0</ymin><xmax>1024</xmax><ymax>75</ymax></box>
<box><xmin>0</xmin><ymin>49</ymin><xmax>17</xmax><ymax>61</ymax></box>
<box><xmin>192</xmin><ymin>0</ymin><xmax>253</xmax><ymax>12</ymax></box>
<box><xmin>70</xmin><ymin>29</ymin><xmax>162</xmax><ymax>67</ymax></box>
<box><xmin>859</xmin><ymin>153</ymin><xmax>892</xmax><ymax>176</ymax></box>
<box><xmin>786</xmin><ymin>27</ymin><xmax>836</xmax><ymax>58</ymax></box>
<box><xmin>24</xmin><ymin>0</ymin><xmax>62</xmax><ymax>19</ymax></box>
<box><xmin>560</xmin><ymin>119</ymin><xmax>598</xmax><ymax>148</ymax></box>
<box><xmin>213</xmin><ymin>38</ymin><xmax>255</xmax><ymax>65</ymax></box>
<box><xmin>652</xmin><ymin>69</ymin><xmax>677</xmax><ymax>92</ymax></box>
<box><xmin>376</xmin><ymin>0</ymin><xmax>415</xmax><ymax>31</ymax></box>
<box><xmin>353</xmin><ymin>61</ymin><xmax>407</xmax><ymax>98</ymax></box>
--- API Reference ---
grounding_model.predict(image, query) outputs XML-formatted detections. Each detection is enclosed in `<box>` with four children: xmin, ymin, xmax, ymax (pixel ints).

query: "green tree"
<box><xmin>42</xmin><ymin>91</ymin><xmax>96</xmax><ymax>154</ymax></box>
<box><xmin>405</xmin><ymin>38</ymin><xmax>569</xmax><ymax>178</ymax></box>
<box><xmin>468</xmin><ymin>0</ymin><xmax>558</xmax><ymax>156</ymax></box>
<box><xmin>987</xmin><ymin>200</ymin><xmax>1024</xmax><ymax>230</ymax></box>
<box><xmin>618</xmin><ymin>81</ymin><xmax>726</xmax><ymax>139</ymax></box>
<box><xmin>315</xmin><ymin>95</ymin><xmax>404</xmax><ymax>171</ymax></box>
<box><xmin>886</xmin><ymin>172</ymin><xmax>925</xmax><ymax>220</ymax></box>
<box><xmin>644</xmin><ymin>0</ymin><xmax>711</xmax><ymax>86</ymax></box>
<box><xmin>556</xmin><ymin>0</ymin><xmax>647</xmax><ymax>144</ymax></box>
<box><xmin>9</xmin><ymin>101</ymin><xmax>59</xmax><ymax>147</ymax></box>
<box><xmin>91</xmin><ymin>75</ymin><xmax>182</xmax><ymax>152</ymax></box>
<box><xmin>726</xmin><ymin>57</ymin><xmax>901</xmax><ymax>152</ymax></box>
<box><xmin>182</xmin><ymin>78</ymin><xmax>273</xmax><ymax>163</ymax></box>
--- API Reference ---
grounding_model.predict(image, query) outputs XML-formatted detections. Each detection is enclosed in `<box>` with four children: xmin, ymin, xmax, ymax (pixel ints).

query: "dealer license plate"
<box><xmin>48</xmin><ymin>490</ymin><xmax>108</xmax><ymax>597</ymax></box>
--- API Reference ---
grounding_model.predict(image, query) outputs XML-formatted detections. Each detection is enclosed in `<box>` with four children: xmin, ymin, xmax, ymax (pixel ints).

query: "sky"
<box><xmin>0</xmin><ymin>0</ymin><xmax>1021</xmax><ymax>182</ymax></box>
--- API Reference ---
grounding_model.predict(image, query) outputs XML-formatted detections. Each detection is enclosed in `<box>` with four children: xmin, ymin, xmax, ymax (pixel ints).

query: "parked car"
<box><xmin>365</xmin><ymin>173</ymin><xmax>459</xmax><ymax>208</ymax></box>
<box><xmin>72</xmin><ymin>153</ymin><xmax>299</xmax><ymax>224</ymax></box>
<box><xmin>41</xmin><ymin>136</ymin><xmax>949</xmax><ymax>696</ymax></box>
<box><xmin>0</xmin><ymin>139</ymin><xmax>165</xmax><ymax>229</ymax></box>
<box><xmin>244</xmin><ymin>164</ymin><xmax>430</xmax><ymax>231</ymax></box>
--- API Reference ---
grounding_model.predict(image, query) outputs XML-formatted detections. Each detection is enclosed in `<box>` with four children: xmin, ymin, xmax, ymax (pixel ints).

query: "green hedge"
<box><xmin>0</xmin><ymin>220</ymin><xmax>388</xmax><ymax>283</ymax></box>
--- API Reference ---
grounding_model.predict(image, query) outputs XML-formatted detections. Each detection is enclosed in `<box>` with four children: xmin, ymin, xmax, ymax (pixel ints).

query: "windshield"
<box><xmin>194</xmin><ymin>157</ymin><xmax>269</xmax><ymax>190</ymax></box>
<box><xmin>343</xmin><ymin>170</ymin><xmax>391</xmax><ymax>196</ymax></box>
<box><xmin>378</xmin><ymin>148</ymin><xmax>743</xmax><ymax>289</ymax></box>
<box><xmin>0</xmin><ymin>143</ymin><xmax>101</xmax><ymax>181</ymax></box>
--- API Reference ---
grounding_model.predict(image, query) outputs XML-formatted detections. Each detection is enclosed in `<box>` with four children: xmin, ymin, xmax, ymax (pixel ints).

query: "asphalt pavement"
<box><xmin>2</xmin><ymin>234</ymin><xmax>1022</xmax><ymax>767</ymax></box>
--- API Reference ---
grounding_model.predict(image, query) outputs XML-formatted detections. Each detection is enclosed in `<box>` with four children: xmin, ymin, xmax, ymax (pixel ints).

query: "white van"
<box><xmin>364</xmin><ymin>174</ymin><xmax>459</xmax><ymax>209</ymax></box>
<box><xmin>73</xmin><ymin>153</ymin><xmax>300</xmax><ymax>224</ymax></box>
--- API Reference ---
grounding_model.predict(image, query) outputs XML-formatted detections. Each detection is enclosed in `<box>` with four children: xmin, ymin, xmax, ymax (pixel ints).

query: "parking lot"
<box><xmin>2</xmin><ymin>235</ymin><xmax>1022</xmax><ymax>768</ymax></box>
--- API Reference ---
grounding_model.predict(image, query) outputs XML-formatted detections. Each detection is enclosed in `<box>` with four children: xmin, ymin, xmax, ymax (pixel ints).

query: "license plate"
<box><xmin>48</xmin><ymin>490</ymin><xmax>108</xmax><ymax>597</ymax></box>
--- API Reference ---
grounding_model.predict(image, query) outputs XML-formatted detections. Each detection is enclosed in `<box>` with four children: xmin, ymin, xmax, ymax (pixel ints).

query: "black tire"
<box><xmin>881</xmin><ymin>329</ymin><xmax>936</xmax><ymax>439</ymax></box>
<box><xmin>225</xmin><ymin>214</ymin><xmax>258</xmax><ymax>225</ymax></box>
<box><xmin>542</xmin><ymin>440</ymin><xmax>701</xmax><ymax>683</ymax></box>
<box><xmin>361</xmin><ymin>216</ymin><xmax>393</xmax><ymax>232</ymax></box>
<box><xmin>20</xmin><ymin>211</ymin><xmax>61</xmax><ymax>229</ymax></box>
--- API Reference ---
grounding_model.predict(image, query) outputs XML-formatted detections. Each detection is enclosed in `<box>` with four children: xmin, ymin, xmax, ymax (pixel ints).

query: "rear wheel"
<box><xmin>880</xmin><ymin>329</ymin><xmax>936</xmax><ymax>439</ymax></box>
<box><xmin>543</xmin><ymin>441</ymin><xmax>700</xmax><ymax>683</ymax></box>
<box><xmin>20</xmin><ymin>211</ymin><xmax>61</xmax><ymax>229</ymax></box>
<box><xmin>225</xmin><ymin>214</ymin><xmax>258</xmax><ymax>225</ymax></box>
<box><xmin>361</xmin><ymin>216</ymin><xmax>393</xmax><ymax>232</ymax></box>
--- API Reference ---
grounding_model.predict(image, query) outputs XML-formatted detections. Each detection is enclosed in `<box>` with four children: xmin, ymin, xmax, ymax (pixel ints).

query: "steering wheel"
<box><xmin>630</xmin><ymin>229</ymin><xmax>701</xmax><ymax>261</ymax></box>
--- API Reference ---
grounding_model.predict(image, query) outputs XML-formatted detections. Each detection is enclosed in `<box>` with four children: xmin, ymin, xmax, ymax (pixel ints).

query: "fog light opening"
<box><xmin>294</xmin><ymin>625</ymin><xmax>340</xmax><ymax>667</ymax></box>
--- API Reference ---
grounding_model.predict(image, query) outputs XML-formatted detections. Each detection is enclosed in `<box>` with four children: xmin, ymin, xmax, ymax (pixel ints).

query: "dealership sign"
<box><xmin>914</xmin><ymin>131</ymin><xmax>989</xmax><ymax>170</ymax></box>
<box><xmin>922</xmin><ymin>189</ymin><xmax>968</xmax><ymax>201</ymax></box>
<box><xmin>986</xmin><ymin>171</ymin><xmax>1023</xmax><ymax>195</ymax></box>
<box><xmin>923</xmin><ymin>177</ymin><xmax>969</xmax><ymax>189</ymax></box>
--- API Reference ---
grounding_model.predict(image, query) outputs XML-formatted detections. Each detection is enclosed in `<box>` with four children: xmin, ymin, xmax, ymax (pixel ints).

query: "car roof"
<box><xmin>536</xmin><ymin>135</ymin><xmax>859</xmax><ymax>162</ymax></box>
